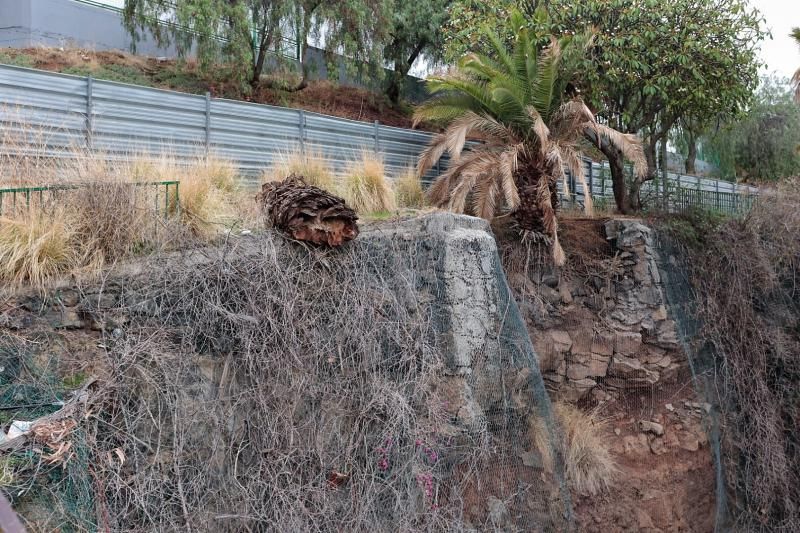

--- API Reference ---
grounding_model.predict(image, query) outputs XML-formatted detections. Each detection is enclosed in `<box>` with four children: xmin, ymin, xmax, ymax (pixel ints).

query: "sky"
<box><xmin>751</xmin><ymin>0</ymin><xmax>800</xmax><ymax>80</ymax></box>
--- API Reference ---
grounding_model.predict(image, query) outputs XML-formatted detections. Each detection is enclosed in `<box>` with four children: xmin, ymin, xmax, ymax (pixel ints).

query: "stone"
<box><xmin>649</xmin><ymin>437</ymin><xmax>667</xmax><ymax>455</ymax></box>
<box><xmin>51</xmin><ymin>309</ymin><xmax>84</xmax><ymax>329</ymax></box>
<box><xmin>544</xmin><ymin>372</ymin><xmax>564</xmax><ymax>384</ymax></box>
<box><xmin>665</xmin><ymin>403</ymin><xmax>674</xmax><ymax>412</ymax></box>
<box><xmin>538</xmin><ymin>285</ymin><xmax>562</xmax><ymax>305</ymax></box>
<box><xmin>559</xmin><ymin>378</ymin><xmax>596</xmax><ymax>402</ymax></box>
<box><xmin>570</xmin><ymin>331</ymin><xmax>593</xmax><ymax>355</ymax></box>
<box><xmin>652</xmin><ymin>320</ymin><xmax>680</xmax><ymax>349</ymax></box>
<box><xmin>558</xmin><ymin>284</ymin><xmax>573</xmax><ymax>304</ymax></box>
<box><xmin>567</xmin><ymin>363</ymin><xmax>593</xmax><ymax>381</ymax></box>
<box><xmin>549</xmin><ymin>330</ymin><xmax>572</xmax><ymax>352</ymax></box>
<box><xmin>643</xmin><ymin>346</ymin><xmax>667</xmax><ymax>364</ymax></box>
<box><xmin>678</xmin><ymin>433</ymin><xmax>700</xmax><ymax>452</ymax></box>
<box><xmin>590</xmin><ymin>331</ymin><xmax>614</xmax><ymax>356</ymax></box>
<box><xmin>636</xmin><ymin>509</ymin><xmax>655</xmax><ymax>530</ymax></box>
<box><xmin>614</xmin><ymin>427</ymin><xmax>621</xmax><ymax>436</ymax></box>
<box><xmin>57</xmin><ymin>288</ymin><xmax>80</xmax><ymax>307</ymax></box>
<box><xmin>587</xmin><ymin>355</ymin><xmax>610</xmax><ymax>377</ymax></box>
<box><xmin>639</xmin><ymin>420</ymin><xmax>665</xmax><ymax>436</ymax></box>
<box><xmin>609</xmin><ymin>355</ymin><xmax>659</xmax><ymax>385</ymax></box>
<box><xmin>487</xmin><ymin>496</ymin><xmax>511</xmax><ymax>528</ymax></box>
<box><xmin>519</xmin><ymin>450</ymin><xmax>543</xmax><ymax>468</ymax></box>
<box><xmin>614</xmin><ymin>331</ymin><xmax>643</xmax><ymax>355</ymax></box>
<box><xmin>541</xmin><ymin>273</ymin><xmax>559</xmax><ymax>288</ymax></box>
<box><xmin>622</xmin><ymin>433</ymin><xmax>650</xmax><ymax>455</ymax></box>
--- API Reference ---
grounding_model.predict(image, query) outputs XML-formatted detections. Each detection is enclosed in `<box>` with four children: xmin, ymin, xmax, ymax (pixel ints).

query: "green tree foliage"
<box><xmin>123</xmin><ymin>0</ymin><xmax>447</xmax><ymax>101</ymax></box>
<box><xmin>123</xmin><ymin>0</ymin><xmax>392</xmax><ymax>90</ymax></box>
<box><xmin>704</xmin><ymin>77</ymin><xmax>800</xmax><ymax>182</ymax></box>
<box><xmin>414</xmin><ymin>10</ymin><xmax>645</xmax><ymax>265</ymax></box>
<box><xmin>443</xmin><ymin>0</ymin><xmax>767</xmax><ymax>212</ymax></box>
<box><xmin>382</xmin><ymin>0</ymin><xmax>451</xmax><ymax>103</ymax></box>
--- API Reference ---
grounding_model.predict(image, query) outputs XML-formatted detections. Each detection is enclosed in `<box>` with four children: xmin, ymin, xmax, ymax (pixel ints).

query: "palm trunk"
<box><xmin>511</xmin><ymin>157</ymin><xmax>559</xmax><ymax>234</ymax></box>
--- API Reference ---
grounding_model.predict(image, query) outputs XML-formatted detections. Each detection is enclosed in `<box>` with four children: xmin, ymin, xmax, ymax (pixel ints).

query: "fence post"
<box><xmin>600</xmin><ymin>160</ymin><xmax>606</xmax><ymax>197</ymax></box>
<box><xmin>715</xmin><ymin>179</ymin><xmax>720</xmax><ymax>211</ymax></box>
<box><xmin>374</xmin><ymin>120</ymin><xmax>380</xmax><ymax>154</ymax></box>
<box><xmin>298</xmin><ymin>110</ymin><xmax>306</xmax><ymax>155</ymax></box>
<box><xmin>85</xmin><ymin>76</ymin><xmax>93</xmax><ymax>150</ymax></box>
<box><xmin>204</xmin><ymin>92</ymin><xmax>211</xmax><ymax>155</ymax></box>
<box><xmin>588</xmin><ymin>160</ymin><xmax>594</xmax><ymax>204</ymax></box>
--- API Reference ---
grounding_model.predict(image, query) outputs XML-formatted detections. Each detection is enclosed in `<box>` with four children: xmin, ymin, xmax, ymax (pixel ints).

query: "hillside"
<box><xmin>0</xmin><ymin>47</ymin><xmax>418</xmax><ymax>128</ymax></box>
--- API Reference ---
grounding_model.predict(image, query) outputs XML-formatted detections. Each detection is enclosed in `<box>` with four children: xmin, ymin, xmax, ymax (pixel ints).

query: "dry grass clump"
<box><xmin>341</xmin><ymin>153</ymin><xmax>396</xmax><ymax>213</ymax></box>
<box><xmin>531</xmin><ymin>402</ymin><xmax>616</xmax><ymax>496</ymax></box>
<box><xmin>0</xmin><ymin>209</ymin><xmax>83</xmax><ymax>289</ymax></box>
<box><xmin>394</xmin><ymin>167</ymin><xmax>425</xmax><ymax>208</ymax></box>
<box><xmin>260</xmin><ymin>148</ymin><xmax>336</xmax><ymax>192</ymax></box>
<box><xmin>178</xmin><ymin>155</ymin><xmax>241</xmax><ymax>237</ymax></box>
<box><xmin>0</xmin><ymin>126</ymin><xmax>246</xmax><ymax>289</ymax></box>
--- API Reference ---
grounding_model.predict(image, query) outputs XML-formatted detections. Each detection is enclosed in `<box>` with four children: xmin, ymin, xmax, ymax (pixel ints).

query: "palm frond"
<box><xmin>536</xmin><ymin>174</ymin><xmax>565</xmax><ymax>266</ymax></box>
<box><xmin>484</xmin><ymin>26</ymin><xmax>516</xmax><ymax>76</ymax></box>
<box><xmin>499</xmin><ymin>144</ymin><xmax>524</xmax><ymax>209</ymax></box>
<box><xmin>559</xmin><ymin>143</ymin><xmax>593</xmax><ymax>215</ymax></box>
<box><xmin>525</xmin><ymin>106</ymin><xmax>550</xmax><ymax>153</ymax></box>
<box><xmin>425</xmin><ymin>151</ymin><xmax>486</xmax><ymax>206</ymax></box>
<box><xmin>416</xmin><ymin>133</ymin><xmax>449</xmax><ymax>178</ymax></box>
<box><xmin>530</xmin><ymin>38</ymin><xmax>562</xmax><ymax>118</ymax></box>
<box><xmin>412</xmin><ymin>93</ymin><xmax>480</xmax><ymax>127</ymax></box>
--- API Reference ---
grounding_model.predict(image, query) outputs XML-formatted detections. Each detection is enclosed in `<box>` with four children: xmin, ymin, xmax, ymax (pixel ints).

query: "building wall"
<box><xmin>0</xmin><ymin>0</ymin><xmax>181</xmax><ymax>56</ymax></box>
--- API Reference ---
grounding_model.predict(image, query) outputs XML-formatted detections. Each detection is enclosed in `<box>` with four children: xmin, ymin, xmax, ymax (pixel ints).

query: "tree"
<box><xmin>703</xmin><ymin>77</ymin><xmax>800</xmax><ymax>182</ymax></box>
<box><xmin>792</xmin><ymin>27</ymin><xmax>800</xmax><ymax>103</ymax></box>
<box><xmin>382</xmin><ymin>0</ymin><xmax>451</xmax><ymax>103</ymax></box>
<box><xmin>123</xmin><ymin>0</ymin><xmax>391</xmax><ymax>90</ymax></box>
<box><xmin>414</xmin><ymin>10</ymin><xmax>645</xmax><ymax>265</ymax></box>
<box><xmin>443</xmin><ymin>0</ymin><xmax>767</xmax><ymax>213</ymax></box>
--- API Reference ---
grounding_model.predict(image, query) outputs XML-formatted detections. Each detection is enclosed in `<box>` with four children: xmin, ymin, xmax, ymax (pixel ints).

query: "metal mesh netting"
<box><xmin>1</xmin><ymin>214</ymin><xmax>573</xmax><ymax>532</ymax></box>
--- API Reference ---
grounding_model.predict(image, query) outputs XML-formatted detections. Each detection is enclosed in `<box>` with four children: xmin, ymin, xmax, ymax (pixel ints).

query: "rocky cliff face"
<box><xmin>507</xmin><ymin>219</ymin><xmax>684</xmax><ymax>403</ymax></box>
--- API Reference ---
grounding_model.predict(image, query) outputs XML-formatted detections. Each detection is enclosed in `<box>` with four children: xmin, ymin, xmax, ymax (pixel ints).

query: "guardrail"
<box><xmin>0</xmin><ymin>181</ymin><xmax>180</xmax><ymax>218</ymax></box>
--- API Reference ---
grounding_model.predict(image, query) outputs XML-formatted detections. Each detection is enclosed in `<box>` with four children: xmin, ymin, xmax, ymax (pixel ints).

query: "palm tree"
<box><xmin>792</xmin><ymin>27</ymin><xmax>800</xmax><ymax>103</ymax></box>
<box><xmin>414</xmin><ymin>11</ymin><xmax>646</xmax><ymax>265</ymax></box>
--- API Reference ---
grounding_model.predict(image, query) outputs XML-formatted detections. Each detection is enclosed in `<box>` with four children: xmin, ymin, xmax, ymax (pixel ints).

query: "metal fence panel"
<box><xmin>0</xmin><ymin>63</ymin><xmax>757</xmax><ymax>212</ymax></box>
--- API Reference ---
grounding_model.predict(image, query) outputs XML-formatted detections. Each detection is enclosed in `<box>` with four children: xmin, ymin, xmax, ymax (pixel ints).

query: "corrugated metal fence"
<box><xmin>0</xmin><ymin>63</ymin><xmax>756</xmax><ymax>212</ymax></box>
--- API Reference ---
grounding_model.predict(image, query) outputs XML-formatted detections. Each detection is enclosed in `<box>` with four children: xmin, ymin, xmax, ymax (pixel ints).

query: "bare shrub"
<box><xmin>77</xmin><ymin>234</ymin><xmax>479</xmax><ymax>532</ymax></box>
<box><xmin>660</xmin><ymin>180</ymin><xmax>800</xmax><ymax>531</ymax></box>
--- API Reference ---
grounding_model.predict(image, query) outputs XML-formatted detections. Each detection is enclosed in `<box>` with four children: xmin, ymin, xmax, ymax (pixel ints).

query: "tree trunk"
<box><xmin>587</xmin><ymin>130</ymin><xmax>632</xmax><ymax>214</ymax></box>
<box><xmin>386</xmin><ymin>67</ymin><xmax>403</xmax><ymax>105</ymax></box>
<box><xmin>685</xmin><ymin>135</ymin><xmax>697</xmax><ymax>174</ymax></box>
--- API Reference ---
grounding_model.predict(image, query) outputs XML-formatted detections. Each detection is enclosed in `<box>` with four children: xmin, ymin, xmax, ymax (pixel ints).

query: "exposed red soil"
<box><xmin>575</xmin><ymin>379</ymin><xmax>717</xmax><ymax>532</ymax></box>
<box><xmin>0</xmin><ymin>47</ymin><xmax>419</xmax><ymax>129</ymax></box>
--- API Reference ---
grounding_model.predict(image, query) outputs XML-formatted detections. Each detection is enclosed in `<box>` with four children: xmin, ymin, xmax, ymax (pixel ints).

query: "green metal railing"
<box><xmin>0</xmin><ymin>181</ymin><xmax>180</xmax><ymax>218</ymax></box>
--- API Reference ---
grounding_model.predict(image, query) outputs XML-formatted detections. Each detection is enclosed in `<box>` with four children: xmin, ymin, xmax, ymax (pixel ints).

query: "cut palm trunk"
<box><xmin>257</xmin><ymin>174</ymin><xmax>359</xmax><ymax>246</ymax></box>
